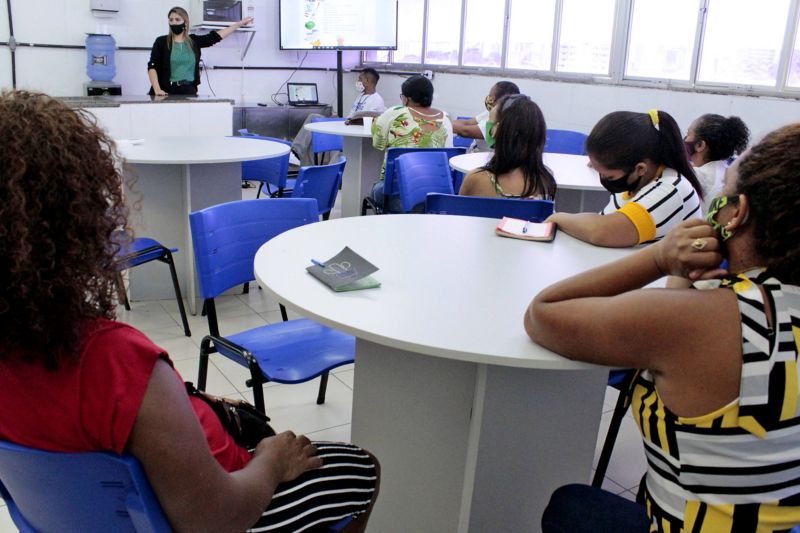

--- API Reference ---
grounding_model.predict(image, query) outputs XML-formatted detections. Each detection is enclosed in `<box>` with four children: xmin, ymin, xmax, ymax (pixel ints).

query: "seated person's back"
<box><xmin>460</xmin><ymin>95</ymin><xmax>556</xmax><ymax>200</ymax></box>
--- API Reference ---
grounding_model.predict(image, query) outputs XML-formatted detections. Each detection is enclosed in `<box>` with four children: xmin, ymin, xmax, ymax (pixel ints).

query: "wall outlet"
<box><xmin>423</xmin><ymin>70</ymin><xmax>433</xmax><ymax>80</ymax></box>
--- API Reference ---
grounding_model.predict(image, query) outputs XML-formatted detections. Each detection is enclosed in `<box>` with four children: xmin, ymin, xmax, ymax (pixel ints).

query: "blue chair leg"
<box><xmin>592</xmin><ymin>372</ymin><xmax>637</xmax><ymax>487</ymax></box>
<box><xmin>256</xmin><ymin>182</ymin><xmax>264</xmax><ymax>199</ymax></box>
<box><xmin>198</xmin><ymin>336</ymin><xmax>212</xmax><ymax>392</ymax></box>
<box><xmin>160</xmin><ymin>249</ymin><xmax>191</xmax><ymax>337</ymax></box>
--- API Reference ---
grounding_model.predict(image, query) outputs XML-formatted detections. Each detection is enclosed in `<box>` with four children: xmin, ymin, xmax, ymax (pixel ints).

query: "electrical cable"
<box><xmin>199</xmin><ymin>59</ymin><xmax>216</xmax><ymax>96</ymax></box>
<box><xmin>270</xmin><ymin>50</ymin><xmax>309</xmax><ymax>105</ymax></box>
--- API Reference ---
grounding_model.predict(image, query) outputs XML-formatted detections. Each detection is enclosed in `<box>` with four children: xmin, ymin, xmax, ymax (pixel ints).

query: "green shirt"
<box><xmin>169</xmin><ymin>41</ymin><xmax>195</xmax><ymax>83</ymax></box>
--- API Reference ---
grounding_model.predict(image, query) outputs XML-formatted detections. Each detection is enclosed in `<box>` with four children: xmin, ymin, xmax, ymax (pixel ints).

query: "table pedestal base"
<box><xmin>126</xmin><ymin>162</ymin><xmax>242</xmax><ymax>313</ymax></box>
<box><xmin>351</xmin><ymin>339</ymin><xmax>607</xmax><ymax>532</ymax></box>
<box><xmin>340</xmin><ymin>136</ymin><xmax>384</xmax><ymax>217</ymax></box>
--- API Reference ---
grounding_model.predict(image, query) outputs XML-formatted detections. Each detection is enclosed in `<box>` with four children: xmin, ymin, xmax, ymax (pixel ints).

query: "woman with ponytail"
<box><xmin>547</xmin><ymin>109</ymin><xmax>703</xmax><ymax>247</ymax></box>
<box><xmin>685</xmin><ymin>114</ymin><xmax>750</xmax><ymax>212</ymax></box>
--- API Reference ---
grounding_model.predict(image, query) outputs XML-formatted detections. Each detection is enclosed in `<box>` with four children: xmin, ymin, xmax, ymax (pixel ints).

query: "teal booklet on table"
<box><xmin>306</xmin><ymin>247</ymin><xmax>381</xmax><ymax>292</ymax></box>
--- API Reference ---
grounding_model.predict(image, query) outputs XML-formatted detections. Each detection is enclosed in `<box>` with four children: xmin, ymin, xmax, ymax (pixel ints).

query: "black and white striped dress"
<box><xmin>247</xmin><ymin>442</ymin><xmax>377</xmax><ymax>532</ymax></box>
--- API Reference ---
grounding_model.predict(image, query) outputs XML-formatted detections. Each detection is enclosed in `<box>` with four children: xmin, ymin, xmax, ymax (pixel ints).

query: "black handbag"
<box><xmin>185</xmin><ymin>382</ymin><xmax>276</xmax><ymax>449</ymax></box>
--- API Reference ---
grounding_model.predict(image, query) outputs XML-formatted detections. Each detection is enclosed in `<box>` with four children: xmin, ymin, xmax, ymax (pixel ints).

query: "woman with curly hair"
<box><xmin>685</xmin><ymin>113</ymin><xmax>750</xmax><ymax>212</ymax></box>
<box><xmin>0</xmin><ymin>91</ymin><xmax>378</xmax><ymax>533</ymax></box>
<box><xmin>527</xmin><ymin>123</ymin><xmax>800</xmax><ymax>532</ymax></box>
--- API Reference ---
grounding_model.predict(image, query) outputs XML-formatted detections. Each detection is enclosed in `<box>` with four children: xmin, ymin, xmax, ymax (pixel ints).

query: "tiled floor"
<box><xmin>0</xmin><ymin>188</ymin><xmax>648</xmax><ymax>531</ymax></box>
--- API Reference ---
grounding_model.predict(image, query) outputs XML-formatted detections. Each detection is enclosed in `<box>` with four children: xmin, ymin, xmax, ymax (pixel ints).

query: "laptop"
<box><xmin>287</xmin><ymin>83</ymin><xmax>320</xmax><ymax>106</ymax></box>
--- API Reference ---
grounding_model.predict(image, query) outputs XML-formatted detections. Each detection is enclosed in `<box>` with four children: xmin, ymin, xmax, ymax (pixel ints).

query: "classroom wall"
<box><xmin>0</xmin><ymin>0</ymin><xmax>359</xmax><ymax>111</ymax></box>
<box><xmin>342</xmin><ymin>72</ymin><xmax>800</xmax><ymax>143</ymax></box>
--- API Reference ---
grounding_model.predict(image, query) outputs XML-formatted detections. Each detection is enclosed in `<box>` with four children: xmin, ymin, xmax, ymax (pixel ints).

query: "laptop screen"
<box><xmin>287</xmin><ymin>83</ymin><xmax>319</xmax><ymax>105</ymax></box>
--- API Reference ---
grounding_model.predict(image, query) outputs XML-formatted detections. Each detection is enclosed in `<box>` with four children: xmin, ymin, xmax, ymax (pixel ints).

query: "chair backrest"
<box><xmin>0</xmin><ymin>440</ymin><xmax>170</xmax><ymax>533</ymax></box>
<box><xmin>290</xmin><ymin>157</ymin><xmax>346</xmax><ymax>216</ymax></box>
<box><xmin>310</xmin><ymin>117</ymin><xmax>346</xmax><ymax>155</ymax></box>
<box><xmin>190</xmin><ymin>198</ymin><xmax>319</xmax><ymax>299</ymax></box>
<box><xmin>238</xmin><ymin>130</ymin><xmax>292</xmax><ymax>188</ymax></box>
<box><xmin>544</xmin><ymin>129</ymin><xmax>588</xmax><ymax>155</ymax></box>
<box><xmin>425</xmin><ymin>193</ymin><xmax>555</xmax><ymax>222</ymax></box>
<box><xmin>395</xmin><ymin>152</ymin><xmax>455</xmax><ymax>213</ymax></box>
<box><xmin>452</xmin><ymin>116</ymin><xmax>475</xmax><ymax>149</ymax></box>
<box><xmin>383</xmin><ymin>146</ymin><xmax>466</xmax><ymax>197</ymax></box>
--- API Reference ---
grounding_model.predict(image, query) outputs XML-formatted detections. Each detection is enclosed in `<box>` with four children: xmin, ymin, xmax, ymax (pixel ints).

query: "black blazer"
<box><xmin>147</xmin><ymin>32</ymin><xmax>222</xmax><ymax>95</ymax></box>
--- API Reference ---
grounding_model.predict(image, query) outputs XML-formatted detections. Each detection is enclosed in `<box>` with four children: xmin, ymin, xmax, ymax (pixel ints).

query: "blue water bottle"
<box><xmin>85</xmin><ymin>33</ymin><xmax>116</xmax><ymax>82</ymax></box>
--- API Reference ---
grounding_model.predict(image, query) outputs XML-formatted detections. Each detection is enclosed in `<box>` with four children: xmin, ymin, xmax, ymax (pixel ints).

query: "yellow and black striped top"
<box><xmin>632</xmin><ymin>269</ymin><xmax>800</xmax><ymax>532</ymax></box>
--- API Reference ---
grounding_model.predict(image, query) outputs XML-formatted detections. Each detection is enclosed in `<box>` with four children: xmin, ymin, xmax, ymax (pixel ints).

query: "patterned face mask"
<box><xmin>706</xmin><ymin>195</ymin><xmax>738</xmax><ymax>241</ymax></box>
<box><xmin>484</xmin><ymin>95</ymin><xmax>494</xmax><ymax>111</ymax></box>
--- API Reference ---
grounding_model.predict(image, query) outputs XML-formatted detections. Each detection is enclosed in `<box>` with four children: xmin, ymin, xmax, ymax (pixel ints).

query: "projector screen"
<box><xmin>279</xmin><ymin>0</ymin><xmax>398</xmax><ymax>50</ymax></box>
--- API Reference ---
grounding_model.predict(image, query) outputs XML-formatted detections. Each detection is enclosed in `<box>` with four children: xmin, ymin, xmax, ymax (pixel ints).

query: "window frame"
<box><xmin>363</xmin><ymin>0</ymin><xmax>800</xmax><ymax>100</ymax></box>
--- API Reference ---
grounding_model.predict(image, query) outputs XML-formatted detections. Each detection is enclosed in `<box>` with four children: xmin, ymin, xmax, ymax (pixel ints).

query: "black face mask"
<box><xmin>684</xmin><ymin>140</ymin><xmax>696</xmax><ymax>156</ymax></box>
<box><xmin>599</xmin><ymin>170</ymin><xmax>641</xmax><ymax>194</ymax></box>
<box><xmin>170</xmin><ymin>23</ymin><xmax>186</xmax><ymax>35</ymax></box>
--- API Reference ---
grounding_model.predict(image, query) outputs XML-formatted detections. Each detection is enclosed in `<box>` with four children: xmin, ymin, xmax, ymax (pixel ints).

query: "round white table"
<box><xmin>118</xmin><ymin>136</ymin><xmax>289</xmax><ymax>313</ymax></box>
<box><xmin>304</xmin><ymin>121</ymin><xmax>381</xmax><ymax>218</ymax></box>
<box><xmin>254</xmin><ymin>214</ymin><xmax>636</xmax><ymax>532</ymax></box>
<box><xmin>450</xmin><ymin>151</ymin><xmax>610</xmax><ymax>213</ymax></box>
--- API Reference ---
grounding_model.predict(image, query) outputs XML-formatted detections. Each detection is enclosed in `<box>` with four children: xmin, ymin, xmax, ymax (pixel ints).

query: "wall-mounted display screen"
<box><xmin>279</xmin><ymin>0</ymin><xmax>398</xmax><ymax>50</ymax></box>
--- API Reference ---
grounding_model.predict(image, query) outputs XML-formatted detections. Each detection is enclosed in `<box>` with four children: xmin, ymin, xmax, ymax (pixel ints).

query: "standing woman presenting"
<box><xmin>147</xmin><ymin>6</ymin><xmax>252</xmax><ymax>96</ymax></box>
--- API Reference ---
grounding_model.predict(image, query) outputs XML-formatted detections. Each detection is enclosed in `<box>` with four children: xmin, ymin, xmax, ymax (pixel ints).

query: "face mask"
<box><xmin>355</xmin><ymin>81</ymin><xmax>365</xmax><ymax>93</ymax></box>
<box><xmin>684</xmin><ymin>140</ymin><xmax>696</xmax><ymax>157</ymax></box>
<box><xmin>170</xmin><ymin>23</ymin><xmax>186</xmax><ymax>35</ymax></box>
<box><xmin>705</xmin><ymin>195</ymin><xmax>737</xmax><ymax>241</ymax></box>
<box><xmin>599</xmin><ymin>170</ymin><xmax>642</xmax><ymax>195</ymax></box>
<box><xmin>484</xmin><ymin>95</ymin><xmax>494</xmax><ymax>112</ymax></box>
<box><xmin>484</xmin><ymin>120</ymin><xmax>496</xmax><ymax>149</ymax></box>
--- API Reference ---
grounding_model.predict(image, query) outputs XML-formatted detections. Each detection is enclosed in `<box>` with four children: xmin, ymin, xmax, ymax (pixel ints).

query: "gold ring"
<box><xmin>691</xmin><ymin>238</ymin><xmax>707</xmax><ymax>250</ymax></box>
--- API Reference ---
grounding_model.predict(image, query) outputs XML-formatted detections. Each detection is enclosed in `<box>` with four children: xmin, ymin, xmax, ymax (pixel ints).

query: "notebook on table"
<box><xmin>287</xmin><ymin>83</ymin><xmax>320</xmax><ymax>106</ymax></box>
<box><xmin>495</xmin><ymin>217</ymin><xmax>557</xmax><ymax>242</ymax></box>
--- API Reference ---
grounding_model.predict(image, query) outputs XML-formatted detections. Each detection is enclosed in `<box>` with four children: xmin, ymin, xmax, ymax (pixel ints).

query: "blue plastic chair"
<box><xmin>115</xmin><ymin>237</ymin><xmax>191</xmax><ymax>337</ymax></box>
<box><xmin>189</xmin><ymin>198</ymin><xmax>355</xmax><ymax>412</ymax></box>
<box><xmin>591</xmin><ymin>369</ymin><xmax>638</xmax><ymax>487</ymax></box>
<box><xmin>544</xmin><ymin>129</ymin><xmax>588</xmax><ymax>155</ymax></box>
<box><xmin>395</xmin><ymin>152</ymin><xmax>455</xmax><ymax>213</ymax></box>
<box><xmin>291</xmin><ymin>157</ymin><xmax>346</xmax><ymax>221</ymax></box>
<box><xmin>453</xmin><ymin>115</ymin><xmax>474</xmax><ymax>149</ymax></box>
<box><xmin>310</xmin><ymin>117</ymin><xmax>345</xmax><ymax>166</ymax></box>
<box><xmin>0</xmin><ymin>440</ymin><xmax>171</xmax><ymax>533</ymax></box>
<box><xmin>238</xmin><ymin>129</ymin><xmax>294</xmax><ymax>198</ymax></box>
<box><xmin>425</xmin><ymin>193</ymin><xmax>555</xmax><ymax>222</ymax></box>
<box><xmin>361</xmin><ymin>146</ymin><xmax>467</xmax><ymax>215</ymax></box>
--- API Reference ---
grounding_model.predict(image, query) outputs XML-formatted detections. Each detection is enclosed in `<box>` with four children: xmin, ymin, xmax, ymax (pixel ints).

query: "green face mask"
<box><xmin>705</xmin><ymin>195</ymin><xmax>738</xmax><ymax>241</ymax></box>
<box><xmin>484</xmin><ymin>120</ymin><xmax>496</xmax><ymax>149</ymax></box>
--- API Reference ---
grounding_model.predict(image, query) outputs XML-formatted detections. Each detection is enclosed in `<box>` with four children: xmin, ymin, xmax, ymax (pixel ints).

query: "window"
<box><xmin>625</xmin><ymin>0</ymin><xmax>699</xmax><ymax>80</ymax></box>
<box><xmin>506</xmin><ymin>0</ymin><xmax>557</xmax><ymax>71</ymax></box>
<box><xmin>557</xmin><ymin>0</ymin><xmax>616</xmax><ymax>75</ymax></box>
<box><xmin>698</xmin><ymin>0</ymin><xmax>791</xmax><ymax>86</ymax></box>
<box><xmin>789</xmin><ymin>20</ymin><xmax>800</xmax><ymax>87</ymax></box>
<box><xmin>363</xmin><ymin>0</ymin><xmax>800</xmax><ymax>97</ymax></box>
<box><xmin>395</xmin><ymin>0</ymin><xmax>424</xmax><ymax>63</ymax></box>
<box><xmin>462</xmin><ymin>0</ymin><xmax>505</xmax><ymax>67</ymax></box>
<box><xmin>424</xmin><ymin>0</ymin><xmax>462</xmax><ymax>65</ymax></box>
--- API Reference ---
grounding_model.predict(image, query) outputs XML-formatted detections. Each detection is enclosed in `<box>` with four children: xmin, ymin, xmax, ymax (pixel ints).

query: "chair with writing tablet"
<box><xmin>425</xmin><ymin>193</ymin><xmax>554</xmax><ymax>222</ymax></box>
<box><xmin>544</xmin><ymin>129</ymin><xmax>588</xmax><ymax>155</ymax></box>
<box><xmin>237</xmin><ymin>129</ymin><xmax>294</xmax><ymax>198</ymax></box>
<box><xmin>190</xmin><ymin>198</ymin><xmax>355</xmax><ymax>412</ymax></box>
<box><xmin>290</xmin><ymin>157</ymin><xmax>346</xmax><ymax>221</ymax></box>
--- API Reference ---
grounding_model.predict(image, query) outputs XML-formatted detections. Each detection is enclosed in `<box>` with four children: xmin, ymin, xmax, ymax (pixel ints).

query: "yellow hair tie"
<box><xmin>647</xmin><ymin>109</ymin><xmax>660</xmax><ymax>131</ymax></box>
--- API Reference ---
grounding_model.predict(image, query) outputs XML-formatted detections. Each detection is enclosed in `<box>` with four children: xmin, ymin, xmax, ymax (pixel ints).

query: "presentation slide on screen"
<box><xmin>280</xmin><ymin>0</ymin><xmax>397</xmax><ymax>49</ymax></box>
